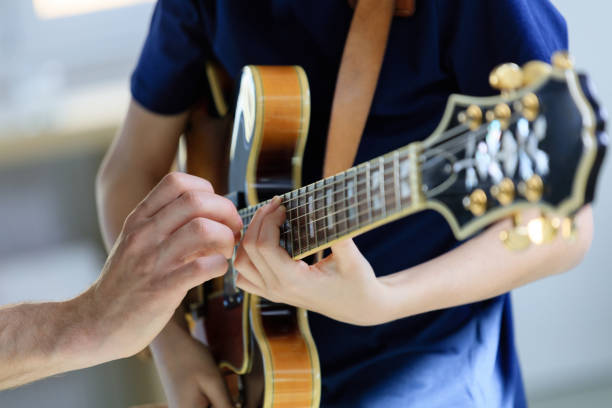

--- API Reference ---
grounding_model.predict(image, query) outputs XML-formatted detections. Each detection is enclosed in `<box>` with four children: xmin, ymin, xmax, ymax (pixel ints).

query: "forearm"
<box><xmin>381</xmin><ymin>206</ymin><xmax>594</xmax><ymax>321</ymax></box>
<box><xmin>0</xmin><ymin>299</ymin><xmax>96</xmax><ymax>390</ymax></box>
<box><xmin>96</xmin><ymin>100</ymin><xmax>186</xmax><ymax>250</ymax></box>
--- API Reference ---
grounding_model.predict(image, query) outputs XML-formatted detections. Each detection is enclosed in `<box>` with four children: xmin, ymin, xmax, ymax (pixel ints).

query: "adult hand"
<box><xmin>75</xmin><ymin>172</ymin><xmax>242</xmax><ymax>365</ymax></box>
<box><xmin>234</xmin><ymin>197</ymin><xmax>393</xmax><ymax>326</ymax></box>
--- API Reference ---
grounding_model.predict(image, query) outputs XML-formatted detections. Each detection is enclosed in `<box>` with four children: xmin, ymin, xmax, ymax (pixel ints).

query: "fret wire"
<box><xmin>261</xmin><ymin>165</ymin><xmax>403</xmax><ymax>219</ymax></box>
<box><xmin>238</xmin><ymin>114</ymin><xmax>517</xmax><ymax>221</ymax></box>
<box><xmin>236</xmin><ymin>154</ymin><xmax>407</xmax><ymax>219</ymax></box>
<box><xmin>244</xmin><ymin>119</ymin><xmax>524</xmax><ymax>255</ymax></box>
<box><xmin>280</xmin><ymin>188</ymin><xmax>405</xmax><ymax>239</ymax></box>
<box><xmin>239</xmin><ymin>114</ymin><xmax>522</xmax><ymax>237</ymax></box>
<box><xmin>237</xmin><ymin>152</ymin><xmax>410</xmax><ymax>221</ymax></box>
<box><xmin>366</xmin><ymin>162</ymin><xmax>372</xmax><ymax>225</ymax></box>
<box><xmin>352</xmin><ymin>168</ymin><xmax>358</xmax><ymax>230</ymax></box>
<box><xmin>327</xmin><ymin>175</ymin><xmax>337</xmax><ymax>241</ymax></box>
<box><xmin>241</xmin><ymin>171</ymin><xmax>404</xmax><ymax>228</ymax></box>
<box><xmin>393</xmin><ymin>150</ymin><xmax>401</xmax><ymax>212</ymax></box>
<box><xmin>300</xmin><ymin>186</ymin><xmax>308</xmax><ymax>252</ymax></box>
<box><xmin>308</xmin><ymin>184</ymin><xmax>317</xmax><ymax>250</ymax></box>
<box><xmin>319</xmin><ymin>180</ymin><xmax>327</xmax><ymax>247</ymax></box>
<box><xmin>338</xmin><ymin>173</ymin><xmax>347</xmax><ymax>237</ymax></box>
<box><xmin>379</xmin><ymin>157</ymin><xmax>386</xmax><ymax>219</ymax></box>
<box><xmin>293</xmin><ymin>189</ymin><xmax>301</xmax><ymax>254</ymax></box>
<box><xmin>345</xmin><ymin>172</ymin><xmax>352</xmax><ymax>234</ymax></box>
<box><xmin>289</xmin><ymin>190</ymin><xmax>296</xmax><ymax>256</ymax></box>
<box><xmin>283</xmin><ymin>197</ymin><xmax>409</xmax><ymax>248</ymax></box>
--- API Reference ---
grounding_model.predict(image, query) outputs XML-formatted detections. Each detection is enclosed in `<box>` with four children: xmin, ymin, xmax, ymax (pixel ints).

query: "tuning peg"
<box><xmin>458</xmin><ymin>104</ymin><xmax>483</xmax><ymax>130</ymax></box>
<box><xmin>464</xmin><ymin>189</ymin><xmax>488</xmax><ymax>216</ymax></box>
<box><xmin>500</xmin><ymin>214</ymin><xmax>531</xmax><ymax>251</ymax></box>
<box><xmin>518</xmin><ymin>175</ymin><xmax>544</xmax><ymax>202</ymax></box>
<box><xmin>490</xmin><ymin>178</ymin><xmax>515</xmax><ymax>206</ymax></box>
<box><xmin>522</xmin><ymin>61</ymin><xmax>552</xmax><ymax>86</ymax></box>
<box><xmin>501</xmin><ymin>212</ymin><xmax>560</xmax><ymax>251</ymax></box>
<box><xmin>552</xmin><ymin>51</ymin><xmax>574</xmax><ymax>70</ymax></box>
<box><xmin>526</xmin><ymin>215</ymin><xmax>558</xmax><ymax>245</ymax></box>
<box><xmin>560</xmin><ymin>216</ymin><xmax>578</xmax><ymax>241</ymax></box>
<box><xmin>521</xmin><ymin>93</ymin><xmax>540</xmax><ymax>121</ymax></box>
<box><xmin>490</xmin><ymin>63</ymin><xmax>524</xmax><ymax>93</ymax></box>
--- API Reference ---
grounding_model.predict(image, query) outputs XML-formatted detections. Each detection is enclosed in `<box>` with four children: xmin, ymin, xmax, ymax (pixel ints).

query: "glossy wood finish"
<box><xmin>251</xmin><ymin>297</ymin><xmax>316</xmax><ymax>408</ymax></box>
<box><xmin>244</xmin><ymin>66</ymin><xmax>319</xmax><ymax>408</ymax></box>
<box><xmin>249</xmin><ymin>65</ymin><xmax>309</xmax><ymax>202</ymax></box>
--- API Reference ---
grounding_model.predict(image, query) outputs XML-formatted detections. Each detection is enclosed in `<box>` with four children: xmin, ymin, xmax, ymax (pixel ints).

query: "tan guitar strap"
<box><xmin>324</xmin><ymin>0</ymin><xmax>411</xmax><ymax>177</ymax></box>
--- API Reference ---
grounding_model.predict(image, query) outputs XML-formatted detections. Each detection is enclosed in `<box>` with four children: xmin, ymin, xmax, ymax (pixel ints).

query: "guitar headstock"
<box><xmin>421</xmin><ymin>52</ymin><xmax>607</xmax><ymax>249</ymax></box>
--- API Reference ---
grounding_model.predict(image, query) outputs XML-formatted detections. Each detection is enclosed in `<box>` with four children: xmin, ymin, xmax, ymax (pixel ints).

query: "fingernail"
<box><xmin>271</xmin><ymin>196</ymin><xmax>282</xmax><ymax>206</ymax></box>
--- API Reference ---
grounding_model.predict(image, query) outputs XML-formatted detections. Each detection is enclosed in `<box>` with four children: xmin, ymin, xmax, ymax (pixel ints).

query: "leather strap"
<box><xmin>323</xmin><ymin>0</ymin><xmax>397</xmax><ymax>177</ymax></box>
<box><xmin>347</xmin><ymin>0</ymin><xmax>416</xmax><ymax>17</ymax></box>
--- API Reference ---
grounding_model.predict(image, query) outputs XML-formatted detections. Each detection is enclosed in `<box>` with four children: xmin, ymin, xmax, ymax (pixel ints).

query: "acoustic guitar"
<box><xmin>181</xmin><ymin>54</ymin><xmax>607</xmax><ymax>408</ymax></box>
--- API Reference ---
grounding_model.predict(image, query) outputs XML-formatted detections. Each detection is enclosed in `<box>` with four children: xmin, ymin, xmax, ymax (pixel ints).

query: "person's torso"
<box><xmin>190</xmin><ymin>1</ymin><xmax>533</xmax><ymax>406</ymax></box>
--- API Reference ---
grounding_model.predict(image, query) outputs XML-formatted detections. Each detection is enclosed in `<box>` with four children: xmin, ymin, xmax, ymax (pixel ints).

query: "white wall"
<box><xmin>513</xmin><ymin>0</ymin><xmax>612</xmax><ymax>404</ymax></box>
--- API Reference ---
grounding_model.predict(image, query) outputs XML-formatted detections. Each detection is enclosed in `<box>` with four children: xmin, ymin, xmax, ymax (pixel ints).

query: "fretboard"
<box><xmin>238</xmin><ymin>145</ymin><xmax>418</xmax><ymax>259</ymax></box>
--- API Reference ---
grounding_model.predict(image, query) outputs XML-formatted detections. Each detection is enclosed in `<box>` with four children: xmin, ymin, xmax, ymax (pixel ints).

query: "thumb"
<box><xmin>329</xmin><ymin>238</ymin><xmax>365</xmax><ymax>272</ymax></box>
<box><xmin>170</xmin><ymin>254</ymin><xmax>228</xmax><ymax>292</ymax></box>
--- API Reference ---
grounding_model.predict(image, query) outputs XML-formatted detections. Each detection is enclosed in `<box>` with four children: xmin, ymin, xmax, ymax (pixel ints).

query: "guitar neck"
<box><xmin>238</xmin><ymin>144</ymin><xmax>423</xmax><ymax>259</ymax></box>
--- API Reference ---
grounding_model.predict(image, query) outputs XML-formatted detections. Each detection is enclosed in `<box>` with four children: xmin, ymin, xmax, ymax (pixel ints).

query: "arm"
<box><xmin>1</xmin><ymin>173</ymin><xmax>241</xmax><ymax>390</ymax></box>
<box><xmin>381</xmin><ymin>206</ymin><xmax>593</xmax><ymax>322</ymax></box>
<box><xmin>0</xmin><ymin>301</ymin><xmax>91</xmax><ymax>390</ymax></box>
<box><xmin>234</xmin><ymin>198</ymin><xmax>593</xmax><ymax>326</ymax></box>
<box><xmin>97</xmin><ymin>100</ymin><xmax>233</xmax><ymax>408</ymax></box>
<box><xmin>97</xmin><ymin>99</ymin><xmax>186</xmax><ymax>249</ymax></box>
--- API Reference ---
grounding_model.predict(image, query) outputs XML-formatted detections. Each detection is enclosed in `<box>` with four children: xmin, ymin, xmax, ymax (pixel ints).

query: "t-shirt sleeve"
<box><xmin>439</xmin><ymin>0</ymin><xmax>568</xmax><ymax>96</ymax></box>
<box><xmin>131</xmin><ymin>0</ymin><xmax>211</xmax><ymax>114</ymax></box>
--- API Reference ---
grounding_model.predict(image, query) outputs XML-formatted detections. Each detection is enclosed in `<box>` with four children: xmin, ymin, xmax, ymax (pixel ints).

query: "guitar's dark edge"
<box><xmin>579</xmin><ymin>73</ymin><xmax>608</xmax><ymax>204</ymax></box>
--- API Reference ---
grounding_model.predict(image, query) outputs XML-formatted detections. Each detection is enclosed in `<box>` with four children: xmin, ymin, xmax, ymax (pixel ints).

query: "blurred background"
<box><xmin>0</xmin><ymin>0</ymin><xmax>610</xmax><ymax>406</ymax></box>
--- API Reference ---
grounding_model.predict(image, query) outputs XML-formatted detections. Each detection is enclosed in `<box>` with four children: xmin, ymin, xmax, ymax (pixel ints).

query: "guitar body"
<box><xmin>185</xmin><ymin>65</ymin><xmax>320</xmax><ymax>408</ymax></box>
<box><xmin>183</xmin><ymin>56</ymin><xmax>607</xmax><ymax>408</ymax></box>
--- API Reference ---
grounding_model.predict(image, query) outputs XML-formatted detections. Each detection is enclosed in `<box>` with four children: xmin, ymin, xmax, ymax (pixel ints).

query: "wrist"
<box><xmin>55</xmin><ymin>294</ymin><xmax>105</xmax><ymax>369</ymax></box>
<box><xmin>376</xmin><ymin>272</ymin><xmax>419</xmax><ymax>323</ymax></box>
<box><xmin>373</xmin><ymin>279</ymin><xmax>400</xmax><ymax>324</ymax></box>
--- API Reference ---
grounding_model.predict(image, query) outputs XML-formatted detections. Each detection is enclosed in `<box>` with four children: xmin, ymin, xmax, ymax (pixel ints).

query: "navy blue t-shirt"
<box><xmin>131</xmin><ymin>1</ymin><xmax>567</xmax><ymax>406</ymax></box>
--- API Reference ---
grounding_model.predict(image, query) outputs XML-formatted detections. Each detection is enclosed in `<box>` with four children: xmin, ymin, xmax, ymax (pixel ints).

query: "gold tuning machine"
<box><xmin>526</xmin><ymin>216</ymin><xmax>557</xmax><ymax>245</ymax></box>
<box><xmin>518</xmin><ymin>174</ymin><xmax>544</xmax><ymax>202</ymax></box>
<box><xmin>559</xmin><ymin>216</ymin><xmax>578</xmax><ymax>241</ymax></box>
<box><xmin>490</xmin><ymin>63</ymin><xmax>524</xmax><ymax>94</ymax></box>
<box><xmin>500</xmin><ymin>214</ymin><xmax>531</xmax><ymax>251</ymax></box>
<box><xmin>490</xmin><ymin>178</ymin><xmax>515</xmax><ymax>206</ymax></box>
<box><xmin>465</xmin><ymin>189</ymin><xmax>488</xmax><ymax>216</ymax></box>
<box><xmin>522</xmin><ymin>61</ymin><xmax>552</xmax><ymax>86</ymax></box>
<box><xmin>458</xmin><ymin>105</ymin><xmax>483</xmax><ymax>130</ymax></box>
<box><xmin>521</xmin><ymin>93</ymin><xmax>540</xmax><ymax>122</ymax></box>
<box><xmin>501</xmin><ymin>213</ymin><xmax>577</xmax><ymax>251</ymax></box>
<box><xmin>552</xmin><ymin>51</ymin><xmax>574</xmax><ymax>70</ymax></box>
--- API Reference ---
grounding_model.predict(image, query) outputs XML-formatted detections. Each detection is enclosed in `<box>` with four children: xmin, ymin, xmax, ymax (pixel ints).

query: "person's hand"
<box><xmin>72</xmin><ymin>172</ymin><xmax>242</xmax><ymax>365</ymax></box>
<box><xmin>234</xmin><ymin>197</ymin><xmax>394</xmax><ymax>326</ymax></box>
<box><xmin>150</xmin><ymin>319</ymin><xmax>232</xmax><ymax>408</ymax></box>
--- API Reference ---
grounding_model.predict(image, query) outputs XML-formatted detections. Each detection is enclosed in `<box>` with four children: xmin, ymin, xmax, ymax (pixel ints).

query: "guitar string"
<box><xmin>236</xmin><ymin>121</ymin><xmax>480</xmax><ymax>218</ymax></box>
<box><xmin>242</xmin><ymin>139</ymin><xmax>502</xmax><ymax>241</ymax></box>
<box><xmin>239</xmin><ymin>116</ymin><xmax>521</xmax><ymax>239</ymax></box>
<box><xmin>258</xmin><ymin>178</ymin><xmax>401</xmax><ymax>235</ymax></box>
<box><xmin>239</xmin><ymin>167</ymin><xmax>402</xmax><ymax>225</ymax></box>
<box><xmin>245</xmin><ymin>132</ymin><xmax>523</xmax><ymax>253</ymax></box>
<box><xmin>238</xmin><ymin>115</ymin><xmax>518</xmax><ymax>222</ymax></box>
<box><xmin>242</xmin><ymin>116</ymin><xmax>516</xmax><ymax>228</ymax></box>
<box><xmin>277</xmin><ymin>119</ymin><xmax>522</xmax><ymax>248</ymax></box>
<box><xmin>278</xmin><ymin>191</ymin><xmax>403</xmax><ymax>244</ymax></box>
